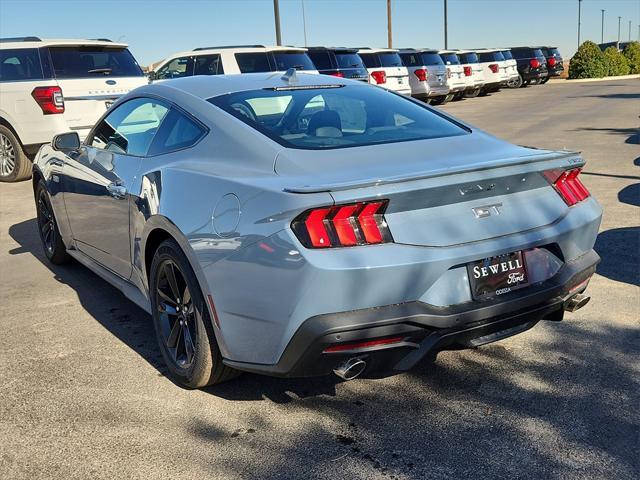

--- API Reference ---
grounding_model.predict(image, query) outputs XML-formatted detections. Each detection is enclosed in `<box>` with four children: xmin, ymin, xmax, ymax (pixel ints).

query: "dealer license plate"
<box><xmin>467</xmin><ymin>251</ymin><xmax>528</xmax><ymax>299</ymax></box>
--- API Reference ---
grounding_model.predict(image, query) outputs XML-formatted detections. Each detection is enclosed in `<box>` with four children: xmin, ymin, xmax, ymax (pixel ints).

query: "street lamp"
<box><xmin>618</xmin><ymin>16</ymin><xmax>621</xmax><ymax>44</ymax></box>
<box><xmin>601</xmin><ymin>10</ymin><xmax>605</xmax><ymax>43</ymax></box>
<box><xmin>444</xmin><ymin>0</ymin><xmax>448</xmax><ymax>49</ymax></box>
<box><xmin>273</xmin><ymin>0</ymin><xmax>282</xmax><ymax>46</ymax></box>
<box><xmin>629</xmin><ymin>21</ymin><xmax>632</xmax><ymax>42</ymax></box>
<box><xmin>577</xmin><ymin>0</ymin><xmax>582</xmax><ymax>48</ymax></box>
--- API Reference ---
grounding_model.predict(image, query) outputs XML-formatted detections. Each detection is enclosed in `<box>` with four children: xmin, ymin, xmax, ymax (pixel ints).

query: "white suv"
<box><xmin>454</xmin><ymin>50</ymin><xmax>486</xmax><ymax>98</ymax></box>
<box><xmin>499</xmin><ymin>49</ymin><xmax>520</xmax><ymax>86</ymax></box>
<box><xmin>476</xmin><ymin>49</ymin><xmax>508</xmax><ymax>94</ymax></box>
<box><xmin>357</xmin><ymin>48</ymin><xmax>411</xmax><ymax>95</ymax></box>
<box><xmin>398</xmin><ymin>49</ymin><xmax>449</xmax><ymax>104</ymax></box>
<box><xmin>0</xmin><ymin>37</ymin><xmax>146</xmax><ymax>181</ymax></box>
<box><xmin>438</xmin><ymin>50</ymin><xmax>469</xmax><ymax>102</ymax></box>
<box><xmin>149</xmin><ymin>45</ymin><xmax>318</xmax><ymax>81</ymax></box>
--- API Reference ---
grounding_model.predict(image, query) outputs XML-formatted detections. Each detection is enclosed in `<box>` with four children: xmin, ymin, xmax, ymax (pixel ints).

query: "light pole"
<box><xmin>273</xmin><ymin>0</ymin><xmax>282</xmax><ymax>46</ymax></box>
<box><xmin>601</xmin><ymin>10</ymin><xmax>605</xmax><ymax>43</ymax></box>
<box><xmin>618</xmin><ymin>16</ymin><xmax>621</xmax><ymax>44</ymax></box>
<box><xmin>387</xmin><ymin>0</ymin><xmax>392</xmax><ymax>48</ymax></box>
<box><xmin>301</xmin><ymin>0</ymin><xmax>308</xmax><ymax>47</ymax></box>
<box><xmin>577</xmin><ymin>0</ymin><xmax>582</xmax><ymax>48</ymax></box>
<box><xmin>629</xmin><ymin>21</ymin><xmax>632</xmax><ymax>42</ymax></box>
<box><xmin>444</xmin><ymin>0</ymin><xmax>448</xmax><ymax>49</ymax></box>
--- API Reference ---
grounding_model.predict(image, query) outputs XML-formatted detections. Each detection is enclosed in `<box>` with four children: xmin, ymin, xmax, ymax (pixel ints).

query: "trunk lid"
<box><xmin>276</xmin><ymin>132</ymin><xmax>578</xmax><ymax>247</ymax></box>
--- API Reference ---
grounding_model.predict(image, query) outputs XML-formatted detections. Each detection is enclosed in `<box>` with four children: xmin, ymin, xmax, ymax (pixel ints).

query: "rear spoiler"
<box><xmin>283</xmin><ymin>150</ymin><xmax>582</xmax><ymax>194</ymax></box>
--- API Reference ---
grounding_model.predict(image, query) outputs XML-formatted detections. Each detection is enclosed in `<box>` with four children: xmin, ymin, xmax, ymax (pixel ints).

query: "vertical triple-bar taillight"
<box><xmin>544</xmin><ymin>168</ymin><xmax>591</xmax><ymax>206</ymax></box>
<box><xmin>414</xmin><ymin>68</ymin><xmax>427</xmax><ymax>82</ymax></box>
<box><xmin>31</xmin><ymin>86</ymin><xmax>65</xmax><ymax>115</ymax></box>
<box><xmin>370</xmin><ymin>71</ymin><xmax>387</xmax><ymax>84</ymax></box>
<box><xmin>489</xmin><ymin>63</ymin><xmax>499</xmax><ymax>73</ymax></box>
<box><xmin>463</xmin><ymin>66</ymin><xmax>472</xmax><ymax>76</ymax></box>
<box><xmin>291</xmin><ymin>200</ymin><xmax>392</xmax><ymax>248</ymax></box>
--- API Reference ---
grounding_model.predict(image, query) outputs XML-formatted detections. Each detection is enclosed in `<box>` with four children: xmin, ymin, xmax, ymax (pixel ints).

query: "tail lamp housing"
<box><xmin>463</xmin><ymin>66</ymin><xmax>472</xmax><ymax>76</ymax></box>
<box><xmin>548</xmin><ymin>57</ymin><xmax>557</xmax><ymax>67</ymax></box>
<box><xmin>370</xmin><ymin>70</ymin><xmax>386</xmax><ymax>84</ymax></box>
<box><xmin>291</xmin><ymin>200</ymin><xmax>393</xmax><ymax>249</ymax></box>
<box><xmin>31</xmin><ymin>86</ymin><xmax>65</xmax><ymax>115</ymax></box>
<box><xmin>544</xmin><ymin>168</ymin><xmax>591</xmax><ymax>206</ymax></box>
<box><xmin>414</xmin><ymin>68</ymin><xmax>427</xmax><ymax>82</ymax></box>
<box><xmin>489</xmin><ymin>63</ymin><xmax>499</xmax><ymax>73</ymax></box>
<box><xmin>330</xmin><ymin>71</ymin><xmax>345</xmax><ymax>78</ymax></box>
<box><xmin>529</xmin><ymin>58</ymin><xmax>540</xmax><ymax>69</ymax></box>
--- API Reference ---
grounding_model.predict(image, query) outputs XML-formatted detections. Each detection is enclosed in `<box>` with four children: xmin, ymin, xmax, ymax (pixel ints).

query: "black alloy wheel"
<box><xmin>36</xmin><ymin>182</ymin><xmax>69</xmax><ymax>264</ymax></box>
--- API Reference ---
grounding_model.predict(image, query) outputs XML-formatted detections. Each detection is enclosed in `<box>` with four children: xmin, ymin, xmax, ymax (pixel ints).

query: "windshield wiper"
<box><xmin>87</xmin><ymin>68</ymin><xmax>113</xmax><ymax>75</ymax></box>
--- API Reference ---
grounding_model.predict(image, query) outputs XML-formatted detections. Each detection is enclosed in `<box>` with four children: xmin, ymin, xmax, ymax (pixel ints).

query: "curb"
<box><xmin>549</xmin><ymin>74</ymin><xmax>640</xmax><ymax>84</ymax></box>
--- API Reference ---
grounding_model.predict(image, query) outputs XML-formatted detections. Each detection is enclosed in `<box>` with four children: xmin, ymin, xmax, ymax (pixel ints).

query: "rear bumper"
<box><xmin>521</xmin><ymin>69</ymin><xmax>549</xmax><ymax>81</ymax></box>
<box><xmin>223</xmin><ymin>249</ymin><xmax>599</xmax><ymax>377</ymax></box>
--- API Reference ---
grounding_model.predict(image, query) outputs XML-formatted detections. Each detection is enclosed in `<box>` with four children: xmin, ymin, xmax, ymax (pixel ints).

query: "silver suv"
<box><xmin>398</xmin><ymin>49</ymin><xmax>449</xmax><ymax>104</ymax></box>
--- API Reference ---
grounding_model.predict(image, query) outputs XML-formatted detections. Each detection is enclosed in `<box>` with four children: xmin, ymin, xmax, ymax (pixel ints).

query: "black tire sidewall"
<box><xmin>35</xmin><ymin>181</ymin><xmax>69</xmax><ymax>264</ymax></box>
<box><xmin>149</xmin><ymin>239</ymin><xmax>219</xmax><ymax>388</ymax></box>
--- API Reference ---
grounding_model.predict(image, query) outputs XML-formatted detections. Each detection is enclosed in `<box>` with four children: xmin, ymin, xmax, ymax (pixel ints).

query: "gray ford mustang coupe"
<box><xmin>33</xmin><ymin>71</ymin><xmax>601</xmax><ymax>388</ymax></box>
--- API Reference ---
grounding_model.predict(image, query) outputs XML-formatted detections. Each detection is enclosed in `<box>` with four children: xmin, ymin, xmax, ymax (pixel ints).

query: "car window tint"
<box><xmin>235</xmin><ymin>52</ymin><xmax>272</xmax><ymax>73</ymax></box>
<box><xmin>359</xmin><ymin>53</ymin><xmax>380</xmax><ymax>68</ymax></box>
<box><xmin>0</xmin><ymin>48</ymin><xmax>43</xmax><ymax>81</ymax></box>
<box><xmin>458</xmin><ymin>53</ymin><xmax>479</xmax><ymax>63</ymax></box>
<box><xmin>48</xmin><ymin>47</ymin><xmax>143</xmax><ymax>78</ymax></box>
<box><xmin>193</xmin><ymin>54</ymin><xmax>224</xmax><ymax>76</ymax></box>
<box><xmin>532</xmin><ymin>49</ymin><xmax>544</xmax><ymax>58</ymax></box>
<box><xmin>421</xmin><ymin>53</ymin><xmax>444</xmax><ymax>65</ymax></box>
<box><xmin>147</xmin><ymin>108</ymin><xmax>206</xmax><ymax>156</ymax></box>
<box><xmin>501</xmin><ymin>50</ymin><xmax>513</xmax><ymax>60</ymax></box>
<box><xmin>271</xmin><ymin>51</ymin><xmax>316</xmax><ymax>71</ymax></box>
<box><xmin>400</xmin><ymin>53</ymin><xmax>420</xmax><ymax>67</ymax></box>
<box><xmin>335</xmin><ymin>53</ymin><xmax>365</xmax><ymax>69</ymax></box>
<box><xmin>379</xmin><ymin>53</ymin><xmax>403</xmax><ymax>67</ymax></box>
<box><xmin>210</xmin><ymin>84</ymin><xmax>467</xmax><ymax>150</ymax></box>
<box><xmin>440</xmin><ymin>53</ymin><xmax>459</xmax><ymax>65</ymax></box>
<box><xmin>90</xmin><ymin>98</ymin><xmax>169</xmax><ymax>156</ymax></box>
<box><xmin>308</xmin><ymin>51</ymin><xmax>333</xmax><ymax>70</ymax></box>
<box><xmin>156</xmin><ymin>57</ymin><xmax>192</xmax><ymax>80</ymax></box>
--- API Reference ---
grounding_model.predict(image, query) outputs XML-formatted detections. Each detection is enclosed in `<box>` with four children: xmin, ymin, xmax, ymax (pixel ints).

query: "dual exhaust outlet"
<box><xmin>564</xmin><ymin>293</ymin><xmax>590</xmax><ymax>313</ymax></box>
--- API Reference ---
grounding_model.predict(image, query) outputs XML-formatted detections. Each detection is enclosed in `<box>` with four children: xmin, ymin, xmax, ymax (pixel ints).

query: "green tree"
<box><xmin>569</xmin><ymin>41</ymin><xmax>607</xmax><ymax>79</ymax></box>
<box><xmin>622</xmin><ymin>41</ymin><xmax>640</xmax><ymax>74</ymax></box>
<box><xmin>603</xmin><ymin>47</ymin><xmax>630</xmax><ymax>76</ymax></box>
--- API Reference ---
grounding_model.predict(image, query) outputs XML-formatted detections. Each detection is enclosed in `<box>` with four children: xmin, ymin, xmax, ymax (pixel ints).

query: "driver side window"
<box><xmin>155</xmin><ymin>56</ymin><xmax>193</xmax><ymax>80</ymax></box>
<box><xmin>90</xmin><ymin>98</ymin><xmax>169</xmax><ymax>156</ymax></box>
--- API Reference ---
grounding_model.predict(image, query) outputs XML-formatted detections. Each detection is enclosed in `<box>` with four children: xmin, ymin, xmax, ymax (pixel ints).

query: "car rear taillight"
<box><xmin>414</xmin><ymin>68</ymin><xmax>427</xmax><ymax>82</ymax></box>
<box><xmin>370</xmin><ymin>70</ymin><xmax>386</xmax><ymax>84</ymax></box>
<box><xmin>548</xmin><ymin>57</ymin><xmax>557</xmax><ymax>67</ymax></box>
<box><xmin>330</xmin><ymin>71</ymin><xmax>345</xmax><ymax>78</ymax></box>
<box><xmin>463</xmin><ymin>66</ymin><xmax>472</xmax><ymax>76</ymax></box>
<box><xmin>529</xmin><ymin>58</ymin><xmax>540</xmax><ymax>69</ymax></box>
<box><xmin>31</xmin><ymin>86</ymin><xmax>64</xmax><ymax>115</ymax></box>
<box><xmin>544</xmin><ymin>168</ymin><xmax>590</xmax><ymax>206</ymax></box>
<box><xmin>323</xmin><ymin>336</ymin><xmax>405</xmax><ymax>353</ymax></box>
<box><xmin>489</xmin><ymin>63</ymin><xmax>499</xmax><ymax>73</ymax></box>
<box><xmin>291</xmin><ymin>200</ymin><xmax>392</xmax><ymax>249</ymax></box>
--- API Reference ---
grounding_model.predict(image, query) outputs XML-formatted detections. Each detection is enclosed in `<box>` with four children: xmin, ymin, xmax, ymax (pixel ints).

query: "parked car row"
<box><xmin>0</xmin><ymin>37</ymin><xmax>563</xmax><ymax>182</ymax></box>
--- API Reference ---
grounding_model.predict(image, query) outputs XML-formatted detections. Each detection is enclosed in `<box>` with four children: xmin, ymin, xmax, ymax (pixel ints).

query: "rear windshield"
<box><xmin>0</xmin><ymin>48</ymin><xmax>43</xmax><ymax>81</ymax></box>
<box><xmin>458</xmin><ymin>52</ymin><xmax>479</xmax><ymax>64</ymax></box>
<box><xmin>421</xmin><ymin>53</ymin><xmax>444</xmax><ymax>65</ymax></box>
<box><xmin>379</xmin><ymin>52</ymin><xmax>403</xmax><ymax>67</ymax></box>
<box><xmin>440</xmin><ymin>53</ymin><xmax>460</xmax><ymax>65</ymax></box>
<box><xmin>48</xmin><ymin>47</ymin><xmax>143</xmax><ymax>78</ymax></box>
<box><xmin>532</xmin><ymin>49</ymin><xmax>544</xmax><ymax>58</ymax></box>
<box><xmin>308</xmin><ymin>51</ymin><xmax>333</xmax><ymax>70</ymax></box>
<box><xmin>271</xmin><ymin>51</ymin><xmax>316</xmax><ymax>71</ymax></box>
<box><xmin>479</xmin><ymin>52</ymin><xmax>505</xmax><ymax>62</ymax></box>
<box><xmin>543</xmin><ymin>48</ymin><xmax>561</xmax><ymax>57</ymax></box>
<box><xmin>335</xmin><ymin>52</ymin><xmax>364</xmax><ymax>69</ymax></box>
<box><xmin>209</xmin><ymin>84</ymin><xmax>467</xmax><ymax>150</ymax></box>
<box><xmin>501</xmin><ymin>50</ymin><xmax>513</xmax><ymax>60</ymax></box>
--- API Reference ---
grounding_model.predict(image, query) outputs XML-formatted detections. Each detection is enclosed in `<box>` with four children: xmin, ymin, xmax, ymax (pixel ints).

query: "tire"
<box><xmin>150</xmin><ymin>239</ymin><xmax>238</xmax><ymax>388</ymax></box>
<box><xmin>540</xmin><ymin>76</ymin><xmax>550</xmax><ymax>84</ymax></box>
<box><xmin>520</xmin><ymin>79</ymin><xmax>530</xmax><ymax>88</ymax></box>
<box><xmin>464</xmin><ymin>87</ymin><xmax>481</xmax><ymax>98</ymax></box>
<box><xmin>0</xmin><ymin>125</ymin><xmax>31</xmax><ymax>182</ymax></box>
<box><xmin>35</xmin><ymin>181</ymin><xmax>70</xmax><ymax>265</ymax></box>
<box><xmin>453</xmin><ymin>91</ymin><xmax>465</xmax><ymax>101</ymax></box>
<box><xmin>511</xmin><ymin>75</ymin><xmax>523</xmax><ymax>88</ymax></box>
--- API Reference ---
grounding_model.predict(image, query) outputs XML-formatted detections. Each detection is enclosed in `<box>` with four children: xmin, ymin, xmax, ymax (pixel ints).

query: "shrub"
<box><xmin>604</xmin><ymin>47</ymin><xmax>630</xmax><ymax>76</ymax></box>
<box><xmin>569</xmin><ymin>41</ymin><xmax>607</xmax><ymax>79</ymax></box>
<box><xmin>622</xmin><ymin>41</ymin><xmax>640</xmax><ymax>74</ymax></box>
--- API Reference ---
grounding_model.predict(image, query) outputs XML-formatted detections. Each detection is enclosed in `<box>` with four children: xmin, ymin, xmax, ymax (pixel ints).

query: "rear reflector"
<box><xmin>489</xmin><ymin>63</ymin><xmax>499</xmax><ymax>73</ymax></box>
<box><xmin>370</xmin><ymin>70</ymin><xmax>386</xmax><ymax>84</ymax></box>
<box><xmin>414</xmin><ymin>68</ymin><xmax>427</xmax><ymax>82</ymax></box>
<box><xmin>291</xmin><ymin>200</ymin><xmax>392</xmax><ymax>249</ymax></box>
<box><xmin>530</xmin><ymin>58</ymin><xmax>540</xmax><ymax>69</ymax></box>
<box><xmin>31</xmin><ymin>86</ymin><xmax>64</xmax><ymax>115</ymax></box>
<box><xmin>323</xmin><ymin>336</ymin><xmax>405</xmax><ymax>353</ymax></box>
<box><xmin>544</xmin><ymin>168</ymin><xmax>590</xmax><ymax>206</ymax></box>
<box><xmin>463</xmin><ymin>66</ymin><xmax>472</xmax><ymax>76</ymax></box>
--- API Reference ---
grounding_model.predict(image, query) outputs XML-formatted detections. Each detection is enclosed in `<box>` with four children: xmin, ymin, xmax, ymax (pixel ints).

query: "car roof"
<box><xmin>474</xmin><ymin>48</ymin><xmax>501</xmax><ymax>53</ymax></box>
<box><xmin>0</xmin><ymin>38</ymin><xmax>127</xmax><ymax>49</ymax></box>
<box><xmin>356</xmin><ymin>48</ymin><xmax>399</xmax><ymax>54</ymax></box>
<box><xmin>452</xmin><ymin>50</ymin><xmax>477</xmax><ymax>54</ymax></box>
<box><xmin>306</xmin><ymin>47</ymin><xmax>359</xmax><ymax>53</ymax></box>
<box><xmin>398</xmin><ymin>48</ymin><xmax>440</xmax><ymax>54</ymax></box>
<box><xmin>151</xmin><ymin>71</ymin><xmax>355</xmax><ymax>100</ymax></box>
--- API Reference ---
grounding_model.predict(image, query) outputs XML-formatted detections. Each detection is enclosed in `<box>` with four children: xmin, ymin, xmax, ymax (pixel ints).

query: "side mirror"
<box><xmin>147</xmin><ymin>71</ymin><xmax>157</xmax><ymax>82</ymax></box>
<box><xmin>52</xmin><ymin>132</ymin><xmax>80</xmax><ymax>151</ymax></box>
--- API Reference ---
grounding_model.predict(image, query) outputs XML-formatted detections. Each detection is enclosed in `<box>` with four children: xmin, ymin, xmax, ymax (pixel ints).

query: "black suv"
<box><xmin>540</xmin><ymin>47</ymin><xmax>564</xmax><ymax>83</ymax></box>
<box><xmin>510</xmin><ymin>47</ymin><xmax>548</xmax><ymax>87</ymax></box>
<box><xmin>306</xmin><ymin>47</ymin><xmax>368</xmax><ymax>81</ymax></box>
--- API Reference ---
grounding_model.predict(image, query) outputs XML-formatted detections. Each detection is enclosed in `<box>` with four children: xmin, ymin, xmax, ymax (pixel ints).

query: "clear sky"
<box><xmin>1</xmin><ymin>0</ymin><xmax>639</xmax><ymax>66</ymax></box>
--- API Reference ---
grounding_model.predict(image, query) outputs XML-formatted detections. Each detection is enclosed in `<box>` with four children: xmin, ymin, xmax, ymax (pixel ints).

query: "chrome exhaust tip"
<box><xmin>333</xmin><ymin>358</ymin><xmax>367</xmax><ymax>381</ymax></box>
<box><xmin>564</xmin><ymin>293</ymin><xmax>591</xmax><ymax>313</ymax></box>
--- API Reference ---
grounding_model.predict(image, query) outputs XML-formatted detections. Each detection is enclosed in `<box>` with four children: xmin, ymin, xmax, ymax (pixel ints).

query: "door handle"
<box><xmin>107</xmin><ymin>182</ymin><xmax>127</xmax><ymax>199</ymax></box>
<box><xmin>50</xmin><ymin>159</ymin><xmax>64</xmax><ymax>167</ymax></box>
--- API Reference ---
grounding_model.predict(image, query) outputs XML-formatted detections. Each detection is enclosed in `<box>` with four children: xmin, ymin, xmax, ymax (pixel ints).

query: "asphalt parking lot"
<box><xmin>0</xmin><ymin>79</ymin><xmax>638</xmax><ymax>480</ymax></box>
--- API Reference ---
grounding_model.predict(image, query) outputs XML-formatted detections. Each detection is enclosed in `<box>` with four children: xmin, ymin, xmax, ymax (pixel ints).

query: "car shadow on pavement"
<box><xmin>573</xmin><ymin>126</ymin><xmax>639</xmax><ymax>145</ymax></box>
<box><xmin>618</xmin><ymin>183</ymin><xmax>640</xmax><ymax>207</ymax></box>
<box><xmin>594</xmin><ymin>226</ymin><xmax>640</xmax><ymax>287</ymax></box>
